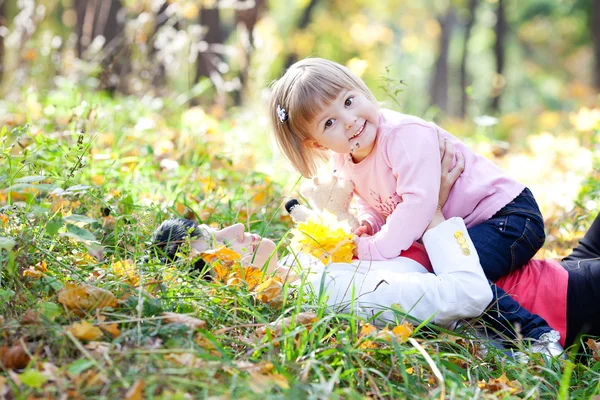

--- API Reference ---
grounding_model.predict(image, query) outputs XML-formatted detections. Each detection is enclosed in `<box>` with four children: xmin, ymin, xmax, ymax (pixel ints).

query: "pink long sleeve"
<box><xmin>356</xmin><ymin>123</ymin><xmax>441</xmax><ymax>260</ymax></box>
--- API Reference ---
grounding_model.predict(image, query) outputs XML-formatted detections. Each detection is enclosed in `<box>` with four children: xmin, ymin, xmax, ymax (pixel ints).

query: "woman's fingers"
<box><xmin>447</xmin><ymin>152</ymin><xmax>464</xmax><ymax>183</ymax></box>
<box><xmin>437</xmin><ymin>131</ymin><xmax>446</xmax><ymax>160</ymax></box>
<box><xmin>441</xmin><ymin>138</ymin><xmax>454</xmax><ymax>172</ymax></box>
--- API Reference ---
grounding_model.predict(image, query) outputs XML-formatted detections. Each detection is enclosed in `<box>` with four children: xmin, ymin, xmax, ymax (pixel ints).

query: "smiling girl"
<box><xmin>268</xmin><ymin>57</ymin><xmax>556</xmax><ymax>346</ymax></box>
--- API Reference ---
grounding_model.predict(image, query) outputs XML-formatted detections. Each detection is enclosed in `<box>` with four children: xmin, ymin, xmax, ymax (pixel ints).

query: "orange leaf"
<box><xmin>478</xmin><ymin>373</ymin><xmax>522</xmax><ymax>395</ymax></box>
<box><xmin>125</xmin><ymin>379</ymin><xmax>144</xmax><ymax>400</ymax></box>
<box><xmin>359</xmin><ymin>323</ymin><xmax>378</xmax><ymax>338</ymax></box>
<box><xmin>162</xmin><ymin>312</ymin><xmax>206</xmax><ymax>330</ymax></box>
<box><xmin>100</xmin><ymin>323</ymin><xmax>121</xmax><ymax>339</ymax></box>
<box><xmin>392</xmin><ymin>322</ymin><xmax>414</xmax><ymax>341</ymax></box>
<box><xmin>68</xmin><ymin>321</ymin><xmax>103</xmax><ymax>341</ymax></box>
<box><xmin>199</xmin><ymin>245</ymin><xmax>240</xmax><ymax>265</ymax></box>
<box><xmin>57</xmin><ymin>283</ymin><xmax>118</xmax><ymax>315</ymax></box>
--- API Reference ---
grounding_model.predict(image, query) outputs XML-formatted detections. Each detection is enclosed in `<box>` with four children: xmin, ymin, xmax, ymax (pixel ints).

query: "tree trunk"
<box><xmin>284</xmin><ymin>0</ymin><xmax>319</xmax><ymax>69</ymax></box>
<box><xmin>592</xmin><ymin>0</ymin><xmax>600</xmax><ymax>90</ymax></box>
<box><xmin>430</xmin><ymin>7</ymin><xmax>455</xmax><ymax>114</ymax></box>
<box><xmin>490</xmin><ymin>0</ymin><xmax>506</xmax><ymax>112</ymax></box>
<box><xmin>459</xmin><ymin>0</ymin><xmax>479</xmax><ymax>118</ymax></box>
<box><xmin>233</xmin><ymin>0</ymin><xmax>266</xmax><ymax>105</ymax></box>
<box><xmin>195</xmin><ymin>6</ymin><xmax>225</xmax><ymax>82</ymax></box>
<box><xmin>74</xmin><ymin>0</ymin><xmax>127</xmax><ymax>93</ymax></box>
<box><xmin>0</xmin><ymin>0</ymin><xmax>5</xmax><ymax>85</ymax></box>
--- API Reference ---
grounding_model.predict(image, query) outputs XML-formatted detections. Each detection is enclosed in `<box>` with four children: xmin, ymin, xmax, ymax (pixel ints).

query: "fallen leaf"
<box><xmin>587</xmin><ymin>338</ymin><xmax>600</xmax><ymax>361</ymax></box>
<box><xmin>58</xmin><ymin>283</ymin><xmax>118</xmax><ymax>315</ymax></box>
<box><xmin>111</xmin><ymin>259</ymin><xmax>139</xmax><ymax>286</ymax></box>
<box><xmin>1</xmin><ymin>342</ymin><xmax>30</xmax><ymax>369</ymax></box>
<box><xmin>359</xmin><ymin>323</ymin><xmax>378</xmax><ymax>338</ymax></box>
<box><xmin>255</xmin><ymin>277</ymin><xmax>283</xmax><ymax>305</ymax></box>
<box><xmin>100</xmin><ymin>323</ymin><xmax>121</xmax><ymax>339</ymax></box>
<box><xmin>391</xmin><ymin>322</ymin><xmax>414</xmax><ymax>342</ymax></box>
<box><xmin>162</xmin><ymin>312</ymin><xmax>206</xmax><ymax>330</ymax></box>
<box><xmin>84</xmin><ymin>342</ymin><xmax>111</xmax><ymax>359</ymax></box>
<box><xmin>478</xmin><ymin>373</ymin><xmax>523</xmax><ymax>395</ymax></box>
<box><xmin>255</xmin><ymin>312</ymin><xmax>317</xmax><ymax>338</ymax></box>
<box><xmin>67</xmin><ymin>321</ymin><xmax>104</xmax><ymax>341</ymax></box>
<box><xmin>200</xmin><ymin>246</ymin><xmax>241</xmax><ymax>265</ymax></box>
<box><xmin>125</xmin><ymin>379</ymin><xmax>144</xmax><ymax>400</ymax></box>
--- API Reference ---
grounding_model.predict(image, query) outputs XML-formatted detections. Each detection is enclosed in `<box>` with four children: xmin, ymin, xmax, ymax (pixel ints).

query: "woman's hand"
<box><xmin>437</xmin><ymin>133</ymin><xmax>464</xmax><ymax>210</ymax></box>
<box><xmin>428</xmin><ymin>133</ymin><xmax>464</xmax><ymax>231</ymax></box>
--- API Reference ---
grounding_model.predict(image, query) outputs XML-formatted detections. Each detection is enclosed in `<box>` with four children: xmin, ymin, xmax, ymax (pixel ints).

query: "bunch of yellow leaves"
<box><xmin>198</xmin><ymin>246</ymin><xmax>284</xmax><ymax>304</ymax></box>
<box><xmin>290</xmin><ymin>211</ymin><xmax>355</xmax><ymax>264</ymax></box>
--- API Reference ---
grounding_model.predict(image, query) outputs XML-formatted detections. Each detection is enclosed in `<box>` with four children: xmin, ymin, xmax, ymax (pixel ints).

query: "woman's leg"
<box><xmin>562</xmin><ymin>212</ymin><xmax>600</xmax><ymax>262</ymax></box>
<box><xmin>468</xmin><ymin>188</ymin><xmax>552</xmax><ymax>340</ymax></box>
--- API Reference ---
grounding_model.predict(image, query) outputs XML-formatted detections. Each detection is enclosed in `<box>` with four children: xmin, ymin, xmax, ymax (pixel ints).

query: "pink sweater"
<box><xmin>333</xmin><ymin>109</ymin><xmax>525</xmax><ymax>260</ymax></box>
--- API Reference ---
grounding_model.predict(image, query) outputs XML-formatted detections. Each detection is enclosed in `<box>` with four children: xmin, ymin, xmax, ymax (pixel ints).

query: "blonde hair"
<box><xmin>269</xmin><ymin>58</ymin><xmax>377</xmax><ymax>177</ymax></box>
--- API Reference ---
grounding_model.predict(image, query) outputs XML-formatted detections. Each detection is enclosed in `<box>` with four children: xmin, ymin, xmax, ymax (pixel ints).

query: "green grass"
<box><xmin>1</xmin><ymin>89</ymin><xmax>600</xmax><ymax>399</ymax></box>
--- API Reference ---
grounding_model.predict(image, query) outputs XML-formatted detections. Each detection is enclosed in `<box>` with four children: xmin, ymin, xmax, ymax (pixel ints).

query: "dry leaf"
<box><xmin>100</xmin><ymin>323</ymin><xmax>121</xmax><ymax>338</ymax></box>
<box><xmin>255</xmin><ymin>312</ymin><xmax>317</xmax><ymax>338</ymax></box>
<box><xmin>125</xmin><ymin>379</ymin><xmax>144</xmax><ymax>400</ymax></box>
<box><xmin>84</xmin><ymin>342</ymin><xmax>111</xmax><ymax>359</ymax></box>
<box><xmin>58</xmin><ymin>283</ymin><xmax>118</xmax><ymax>315</ymax></box>
<box><xmin>255</xmin><ymin>277</ymin><xmax>283</xmax><ymax>305</ymax></box>
<box><xmin>22</xmin><ymin>309</ymin><xmax>40</xmax><ymax>325</ymax></box>
<box><xmin>391</xmin><ymin>322</ymin><xmax>414</xmax><ymax>341</ymax></box>
<box><xmin>68</xmin><ymin>321</ymin><xmax>104</xmax><ymax>341</ymax></box>
<box><xmin>359</xmin><ymin>323</ymin><xmax>378</xmax><ymax>338</ymax></box>
<box><xmin>1</xmin><ymin>342</ymin><xmax>30</xmax><ymax>369</ymax></box>
<box><xmin>478</xmin><ymin>373</ymin><xmax>523</xmax><ymax>395</ymax></box>
<box><xmin>586</xmin><ymin>338</ymin><xmax>600</xmax><ymax>361</ymax></box>
<box><xmin>162</xmin><ymin>312</ymin><xmax>206</xmax><ymax>330</ymax></box>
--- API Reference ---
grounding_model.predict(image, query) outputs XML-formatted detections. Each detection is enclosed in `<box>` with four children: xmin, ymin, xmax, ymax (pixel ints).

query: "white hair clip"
<box><xmin>277</xmin><ymin>104</ymin><xmax>288</xmax><ymax>123</ymax></box>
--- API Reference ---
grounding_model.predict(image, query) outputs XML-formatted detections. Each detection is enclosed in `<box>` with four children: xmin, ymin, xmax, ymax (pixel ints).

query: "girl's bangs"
<box><xmin>289</xmin><ymin>77</ymin><xmax>349</xmax><ymax>135</ymax></box>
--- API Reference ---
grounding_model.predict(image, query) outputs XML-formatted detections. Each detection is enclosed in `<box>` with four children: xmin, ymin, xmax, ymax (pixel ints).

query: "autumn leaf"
<box><xmin>68</xmin><ymin>321</ymin><xmax>104</xmax><ymax>341</ymax></box>
<box><xmin>111</xmin><ymin>259</ymin><xmax>139</xmax><ymax>286</ymax></box>
<box><xmin>255</xmin><ymin>312</ymin><xmax>317</xmax><ymax>338</ymax></box>
<box><xmin>290</xmin><ymin>213</ymin><xmax>356</xmax><ymax>264</ymax></box>
<box><xmin>162</xmin><ymin>312</ymin><xmax>206</xmax><ymax>330</ymax></box>
<box><xmin>0</xmin><ymin>342</ymin><xmax>30</xmax><ymax>369</ymax></box>
<box><xmin>57</xmin><ymin>283</ymin><xmax>118</xmax><ymax>315</ymax></box>
<box><xmin>478</xmin><ymin>373</ymin><xmax>523</xmax><ymax>395</ymax></box>
<box><xmin>255</xmin><ymin>276</ymin><xmax>284</xmax><ymax>305</ymax></box>
<box><xmin>125</xmin><ymin>379</ymin><xmax>144</xmax><ymax>400</ymax></box>
<box><xmin>100</xmin><ymin>323</ymin><xmax>121</xmax><ymax>339</ymax></box>
<box><xmin>391</xmin><ymin>321</ymin><xmax>414</xmax><ymax>342</ymax></box>
<box><xmin>199</xmin><ymin>245</ymin><xmax>241</xmax><ymax>265</ymax></box>
<box><xmin>586</xmin><ymin>338</ymin><xmax>600</xmax><ymax>361</ymax></box>
<box><xmin>359</xmin><ymin>323</ymin><xmax>378</xmax><ymax>338</ymax></box>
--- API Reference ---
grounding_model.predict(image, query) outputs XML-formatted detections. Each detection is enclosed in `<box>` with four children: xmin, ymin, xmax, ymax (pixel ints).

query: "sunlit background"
<box><xmin>1</xmin><ymin>0</ymin><xmax>600</xmax><ymax>254</ymax></box>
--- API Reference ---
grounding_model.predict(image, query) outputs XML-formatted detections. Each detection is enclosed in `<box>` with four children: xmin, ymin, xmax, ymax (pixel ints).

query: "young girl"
<box><xmin>269</xmin><ymin>57</ymin><xmax>554</xmax><ymax>344</ymax></box>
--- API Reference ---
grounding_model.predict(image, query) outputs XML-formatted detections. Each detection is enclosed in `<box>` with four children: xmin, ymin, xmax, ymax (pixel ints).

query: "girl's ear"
<box><xmin>303</xmin><ymin>139</ymin><xmax>327</xmax><ymax>150</ymax></box>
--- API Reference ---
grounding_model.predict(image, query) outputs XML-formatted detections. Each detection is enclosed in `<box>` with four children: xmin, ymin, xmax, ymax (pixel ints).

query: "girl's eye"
<box><xmin>345</xmin><ymin>97</ymin><xmax>354</xmax><ymax>107</ymax></box>
<box><xmin>324</xmin><ymin>119</ymin><xmax>334</xmax><ymax>129</ymax></box>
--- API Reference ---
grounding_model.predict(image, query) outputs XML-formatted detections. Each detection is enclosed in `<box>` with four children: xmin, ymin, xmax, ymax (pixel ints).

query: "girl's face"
<box><xmin>307</xmin><ymin>89</ymin><xmax>380</xmax><ymax>162</ymax></box>
<box><xmin>191</xmin><ymin>223</ymin><xmax>278</xmax><ymax>272</ymax></box>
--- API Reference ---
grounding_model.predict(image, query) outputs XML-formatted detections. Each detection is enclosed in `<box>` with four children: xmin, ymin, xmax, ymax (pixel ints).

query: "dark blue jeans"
<box><xmin>468</xmin><ymin>188</ymin><xmax>552</xmax><ymax>341</ymax></box>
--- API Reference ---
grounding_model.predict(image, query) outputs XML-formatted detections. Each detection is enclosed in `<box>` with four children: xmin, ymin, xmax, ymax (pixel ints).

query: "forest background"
<box><xmin>2</xmin><ymin>0</ymin><xmax>600</xmax><ymax>398</ymax></box>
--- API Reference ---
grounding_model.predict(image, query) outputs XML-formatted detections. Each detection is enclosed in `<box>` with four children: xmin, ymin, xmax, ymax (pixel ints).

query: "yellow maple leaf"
<box><xmin>68</xmin><ymin>321</ymin><xmax>103</xmax><ymax>341</ymax></box>
<box><xmin>290</xmin><ymin>212</ymin><xmax>356</xmax><ymax>264</ymax></box>
<box><xmin>111</xmin><ymin>260</ymin><xmax>139</xmax><ymax>286</ymax></box>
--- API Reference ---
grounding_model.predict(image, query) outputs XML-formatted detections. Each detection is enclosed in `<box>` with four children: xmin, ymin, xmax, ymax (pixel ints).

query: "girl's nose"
<box><xmin>345</xmin><ymin>115</ymin><xmax>357</xmax><ymax>130</ymax></box>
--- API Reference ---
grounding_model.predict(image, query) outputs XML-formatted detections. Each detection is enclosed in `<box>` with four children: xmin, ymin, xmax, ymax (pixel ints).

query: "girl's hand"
<box><xmin>353</xmin><ymin>221</ymin><xmax>372</xmax><ymax>237</ymax></box>
<box><xmin>352</xmin><ymin>235</ymin><xmax>359</xmax><ymax>257</ymax></box>
<box><xmin>437</xmin><ymin>133</ymin><xmax>465</xmax><ymax>210</ymax></box>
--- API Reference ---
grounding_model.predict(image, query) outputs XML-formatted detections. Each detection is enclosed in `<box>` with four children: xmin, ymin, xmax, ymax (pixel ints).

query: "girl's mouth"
<box><xmin>349</xmin><ymin>121</ymin><xmax>366</xmax><ymax>140</ymax></box>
